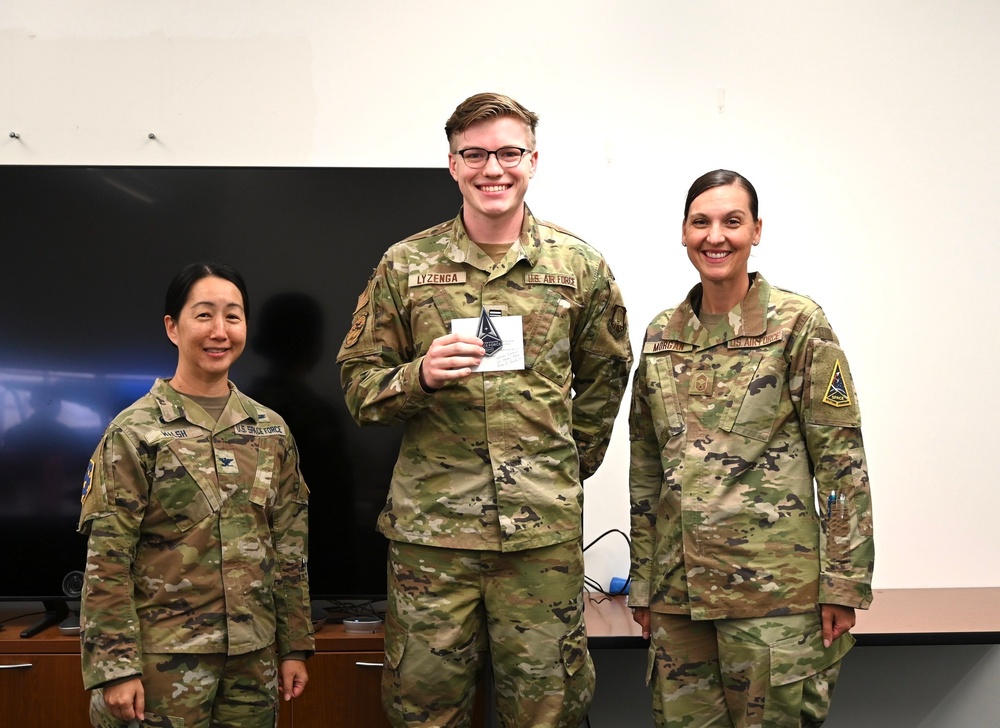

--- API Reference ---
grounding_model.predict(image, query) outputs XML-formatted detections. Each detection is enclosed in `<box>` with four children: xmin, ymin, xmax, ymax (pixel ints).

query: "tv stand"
<box><xmin>19</xmin><ymin>600</ymin><xmax>68</xmax><ymax>639</ymax></box>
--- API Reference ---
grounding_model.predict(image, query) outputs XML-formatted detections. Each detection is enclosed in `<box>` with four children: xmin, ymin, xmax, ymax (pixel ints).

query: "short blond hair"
<box><xmin>445</xmin><ymin>92</ymin><xmax>539</xmax><ymax>150</ymax></box>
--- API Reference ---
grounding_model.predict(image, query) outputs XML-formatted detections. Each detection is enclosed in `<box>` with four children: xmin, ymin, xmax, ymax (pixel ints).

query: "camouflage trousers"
<box><xmin>89</xmin><ymin>645</ymin><xmax>279</xmax><ymax>728</ymax></box>
<box><xmin>647</xmin><ymin>611</ymin><xmax>855</xmax><ymax>727</ymax></box>
<box><xmin>383</xmin><ymin>540</ymin><xmax>595</xmax><ymax>728</ymax></box>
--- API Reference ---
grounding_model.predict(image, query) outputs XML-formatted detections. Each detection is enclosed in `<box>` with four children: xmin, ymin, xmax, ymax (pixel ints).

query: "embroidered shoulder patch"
<box><xmin>822</xmin><ymin>359</ymin><xmax>852</xmax><ymax>408</ymax></box>
<box><xmin>80</xmin><ymin>460</ymin><xmax>94</xmax><ymax>503</ymax></box>
<box><xmin>607</xmin><ymin>305</ymin><xmax>627</xmax><ymax>339</ymax></box>
<box><xmin>344</xmin><ymin>312</ymin><xmax>368</xmax><ymax>348</ymax></box>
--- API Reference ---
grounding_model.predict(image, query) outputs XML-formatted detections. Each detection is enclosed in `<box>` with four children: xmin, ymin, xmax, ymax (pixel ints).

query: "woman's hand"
<box><xmin>820</xmin><ymin>603</ymin><xmax>856</xmax><ymax>648</ymax></box>
<box><xmin>279</xmin><ymin>659</ymin><xmax>309</xmax><ymax>701</ymax></box>
<box><xmin>631</xmin><ymin>606</ymin><xmax>651</xmax><ymax>640</ymax></box>
<box><xmin>103</xmin><ymin>677</ymin><xmax>144</xmax><ymax>722</ymax></box>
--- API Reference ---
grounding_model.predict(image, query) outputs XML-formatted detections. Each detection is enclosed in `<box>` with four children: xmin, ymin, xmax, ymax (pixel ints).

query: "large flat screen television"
<box><xmin>0</xmin><ymin>165</ymin><xmax>461</xmax><ymax>632</ymax></box>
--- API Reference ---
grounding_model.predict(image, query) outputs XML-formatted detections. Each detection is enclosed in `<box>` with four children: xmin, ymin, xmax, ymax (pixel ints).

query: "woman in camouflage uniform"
<box><xmin>78</xmin><ymin>263</ymin><xmax>314</xmax><ymax>728</ymax></box>
<box><xmin>628</xmin><ymin>171</ymin><xmax>874</xmax><ymax>727</ymax></box>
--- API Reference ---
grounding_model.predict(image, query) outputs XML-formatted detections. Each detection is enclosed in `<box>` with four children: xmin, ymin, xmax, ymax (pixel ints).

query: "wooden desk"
<box><xmin>582</xmin><ymin>587</ymin><xmax>1000</xmax><ymax>647</ymax></box>
<box><xmin>4</xmin><ymin>588</ymin><xmax>998</xmax><ymax>728</ymax></box>
<box><xmin>0</xmin><ymin>610</ymin><xmax>484</xmax><ymax>728</ymax></box>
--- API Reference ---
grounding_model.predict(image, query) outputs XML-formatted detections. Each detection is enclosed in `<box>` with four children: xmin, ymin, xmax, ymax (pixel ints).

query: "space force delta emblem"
<box><xmin>822</xmin><ymin>359</ymin><xmax>852</xmax><ymax>408</ymax></box>
<box><xmin>81</xmin><ymin>460</ymin><xmax>94</xmax><ymax>502</ymax></box>
<box><xmin>478</xmin><ymin>308</ymin><xmax>503</xmax><ymax>356</ymax></box>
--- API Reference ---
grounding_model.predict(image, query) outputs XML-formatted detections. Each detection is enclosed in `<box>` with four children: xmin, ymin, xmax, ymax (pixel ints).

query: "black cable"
<box><xmin>582</xmin><ymin>528</ymin><xmax>632</xmax><ymax>598</ymax></box>
<box><xmin>319</xmin><ymin>598</ymin><xmax>384</xmax><ymax>622</ymax></box>
<box><xmin>582</xmin><ymin>528</ymin><xmax>630</xmax><ymax>553</ymax></box>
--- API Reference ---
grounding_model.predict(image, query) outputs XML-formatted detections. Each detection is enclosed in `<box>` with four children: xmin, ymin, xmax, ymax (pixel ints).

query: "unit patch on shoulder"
<box><xmin>81</xmin><ymin>460</ymin><xmax>94</xmax><ymax>503</ymax></box>
<box><xmin>608</xmin><ymin>305</ymin><xmax>627</xmax><ymax>340</ymax></box>
<box><xmin>822</xmin><ymin>359</ymin><xmax>852</xmax><ymax>408</ymax></box>
<box><xmin>355</xmin><ymin>286</ymin><xmax>370</xmax><ymax>312</ymax></box>
<box><xmin>344</xmin><ymin>312</ymin><xmax>368</xmax><ymax>348</ymax></box>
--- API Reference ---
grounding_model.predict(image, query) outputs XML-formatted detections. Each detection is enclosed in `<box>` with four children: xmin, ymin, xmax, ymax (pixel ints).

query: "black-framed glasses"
<box><xmin>454</xmin><ymin>147</ymin><xmax>532</xmax><ymax>169</ymax></box>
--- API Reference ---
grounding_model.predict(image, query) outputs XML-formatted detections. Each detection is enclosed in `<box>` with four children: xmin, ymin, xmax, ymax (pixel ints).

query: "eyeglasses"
<box><xmin>453</xmin><ymin>147</ymin><xmax>533</xmax><ymax>169</ymax></box>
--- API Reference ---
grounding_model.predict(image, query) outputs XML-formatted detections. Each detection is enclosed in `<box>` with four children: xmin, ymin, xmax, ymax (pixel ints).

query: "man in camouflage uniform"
<box><xmin>337</xmin><ymin>92</ymin><xmax>632</xmax><ymax>728</ymax></box>
<box><xmin>79</xmin><ymin>378</ymin><xmax>314</xmax><ymax>727</ymax></box>
<box><xmin>628</xmin><ymin>170</ymin><xmax>874</xmax><ymax>727</ymax></box>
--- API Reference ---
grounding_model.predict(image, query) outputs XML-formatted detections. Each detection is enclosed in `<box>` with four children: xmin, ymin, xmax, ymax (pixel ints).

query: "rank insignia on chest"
<box><xmin>690</xmin><ymin>370</ymin><xmax>714</xmax><ymax>396</ymax></box>
<box><xmin>478</xmin><ymin>308</ymin><xmax>503</xmax><ymax>357</ymax></box>
<box><xmin>822</xmin><ymin>359</ymin><xmax>852</xmax><ymax>407</ymax></box>
<box><xmin>216</xmin><ymin>449</ymin><xmax>240</xmax><ymax>475</ymax></box>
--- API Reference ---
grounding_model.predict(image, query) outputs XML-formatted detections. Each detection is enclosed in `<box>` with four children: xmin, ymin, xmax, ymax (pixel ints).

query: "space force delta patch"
<box><xmin>822</xmin><ymin>359</ymin><xmax>852</xmax><ymax>408</ymax></box>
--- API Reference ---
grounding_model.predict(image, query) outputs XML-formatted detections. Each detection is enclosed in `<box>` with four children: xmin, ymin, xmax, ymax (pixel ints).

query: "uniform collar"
<box><xmin>447</xmin><ymin>205</ymin><xmax>541</xmax><ymax>270</ymax></box>
<box><xmin>152</xmin><ymin>378</ymin><xmax>258</xmax><ymax>430</ymax></box>
<box><xmin>663</xmin><ymin>272</ymin><xmax>771</xmax><ymax>348</ymax></box>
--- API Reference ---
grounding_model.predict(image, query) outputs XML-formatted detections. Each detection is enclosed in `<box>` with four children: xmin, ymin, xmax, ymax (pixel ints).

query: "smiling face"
<box><xmin>682</xmin><ymin>183</ymin><xmax>763</xmax><ymax>292</ymax></box>
<box><xmin>164</xmin><ymin>275</ymin><xmax>247</xmax><ymax>396</ymax></box>
<box><xmin>448</xmin><ymin>115</ymin><xmax>537</xmax><ymax>239</ymax></box>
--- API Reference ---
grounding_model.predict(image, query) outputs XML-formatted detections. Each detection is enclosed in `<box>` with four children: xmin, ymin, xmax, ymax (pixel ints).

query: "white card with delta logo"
<box><xmin>450</xmin><ymin>315</ymin><xmax>525</xmax><ymax>372</ymax></box>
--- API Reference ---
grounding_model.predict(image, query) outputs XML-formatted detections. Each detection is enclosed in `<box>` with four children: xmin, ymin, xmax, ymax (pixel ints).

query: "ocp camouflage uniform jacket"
<box><xmin>628</xmin><ymin>274</ymin><xmax>874</xmax><ymax>621</ymax></box>
<box><xmin>337</xmin><ymin>207</ymin><xmax>633</xmax><ymax>552</ymax></box>
<box><xmin>78</xmin><ymin>378</ymin><xmax>314</xmax><ymax>690</ymax></box>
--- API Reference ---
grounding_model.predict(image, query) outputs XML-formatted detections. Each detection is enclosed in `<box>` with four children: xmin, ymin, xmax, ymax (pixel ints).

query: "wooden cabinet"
<box><xmin>278</xmin><ymin>650</ymin><xmax>390</xmax><ymax>727</ymax></box>
<box><xmin>278</xmin><ymin>624</ymin><xmax>391</xmax><ymax>728</ymax></box>
<box><xmin>0</xmin><ymin>652</ymin><xmax>91</xmax><ymax>727</ymax></box>
<box><xmin>1</xmin><ymin>610</ymin><xmax>484</xmax><ymax>728</ymax></box>
<box><xmin>0</xmin><ymin>612</ymin><xmax>91</xmax><ymax>728</ymax></box>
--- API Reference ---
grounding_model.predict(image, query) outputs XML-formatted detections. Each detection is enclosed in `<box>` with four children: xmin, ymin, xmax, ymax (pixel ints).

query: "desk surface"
<box><xmin>4</xmin><ymin>588</ymin><xmax>999</xmax><ymax>652</ymax></box>
<box><xmin>582</xmin><ymin>587</ymin><xmax>1000</xmax><ymax>647</ymax></box>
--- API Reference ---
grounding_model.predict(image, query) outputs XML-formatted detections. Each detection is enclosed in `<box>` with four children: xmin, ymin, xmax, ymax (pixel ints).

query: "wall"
<box><xmin>3</xmin><ymin>1</ymin><xmax>999</xmax><ymax>724</ymax></box>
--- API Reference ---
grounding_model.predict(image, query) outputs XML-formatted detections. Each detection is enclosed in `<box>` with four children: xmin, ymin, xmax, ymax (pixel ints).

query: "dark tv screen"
<box><xmin>0</xmin><ymin>165</ymin><xmax>460</xmax><ymax>604</ymax></box>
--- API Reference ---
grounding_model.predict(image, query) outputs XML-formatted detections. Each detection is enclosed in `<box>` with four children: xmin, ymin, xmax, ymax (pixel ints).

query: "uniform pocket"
<box><xmin>851</xmin><ymin>448</ymin><xmax>874</xmax><ymax>537</ymax></box>
<box><xmin>412</xmin><ymin>289</ymin><xmax>456</xmax><ymax>356</ymax></box>
<box><xmin>558</xmin><ymin>618</ymin><xmax>590</xmax><ymax>677</ymax></box>
<box><xmin>724</xmin><ymin>354</ymin><xmax>785</xmax><ymax>442</ymax></box>
<box><xmin>647</xmin><ymin>356</ymin><xmax>685</xmax><ymax>442</ymax></box>
<box><xmin>249</xmin><ymin>439</ymin><xmax>277</xmax><ymax>508</ymax></box>
<box><xmin>153</xmin><ymin>441</ymin><xmax>218</xmax><ymax>531</ymax></box>
<box><xmin>383</xmin><ymin>610</ymin><xmax>408</xmax><ymax>671</ymax></box>
<box><xmin>135</xmin><ymin>713</ymin><xmax>186</xmax><ymax>728</ymax></box>
<box><xmin>523</xmin><ymin>288</ymin><xmax>577</xmax><ymax>386</ymax></box>
<box><xmin>769</xmin><ymin>626</ymin><xmax>854</xmax><ymax>687</ymax></box>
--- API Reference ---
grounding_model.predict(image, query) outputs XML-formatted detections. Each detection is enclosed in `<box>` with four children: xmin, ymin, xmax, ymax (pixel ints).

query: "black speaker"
<box><xmin>62</xmin><ymin>570</ymin><xmax>84</xmax><ymax>599</ymax></box>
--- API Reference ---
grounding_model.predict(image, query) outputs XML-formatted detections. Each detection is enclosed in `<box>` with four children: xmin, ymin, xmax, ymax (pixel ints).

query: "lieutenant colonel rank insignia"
<box><xmin>478</xmin><ymin>308</ymin><xmax>503</xmax><ymax>357</ymax></box>
<box><xmin>822</xmin><ymin>359</ymin><xmax>852</xmax><ymax>407</ymax></box>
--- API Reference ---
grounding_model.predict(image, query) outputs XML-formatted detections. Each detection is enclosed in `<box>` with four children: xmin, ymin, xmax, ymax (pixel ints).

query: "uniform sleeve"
<box><xmin>78</xmin><ymin>428</ymin><xmax>148</xmax><ymax>690</ymax></box>
<box><xmin>627</xmin><ymin>358</ymin><xmax>661</xmax><ymax>608</ymax></box>
<box><xmin>271</xmin><ymin>434</ymin><xmax>315</xmax><ymax>658</ymax></box>
<box><xmin>569</xmin><ymin>261</ymin><xmax>633</xmax><ymax>480</ymax></box>
<box><xmin>337</xmin><ymin>258</ymin><xmax>436</xmax><ymax>426</ymax></box>
<box><xmin>791</xmin><ymin>308</ymin><xmax>875</xmax><ymax>609</ymax></box>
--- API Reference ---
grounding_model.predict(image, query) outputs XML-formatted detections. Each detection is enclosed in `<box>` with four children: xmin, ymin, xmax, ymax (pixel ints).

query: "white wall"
<box><xmin>3</xmin><ymin>0</ymin><xmax>999</xmax><ymax>595</ymax></box>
